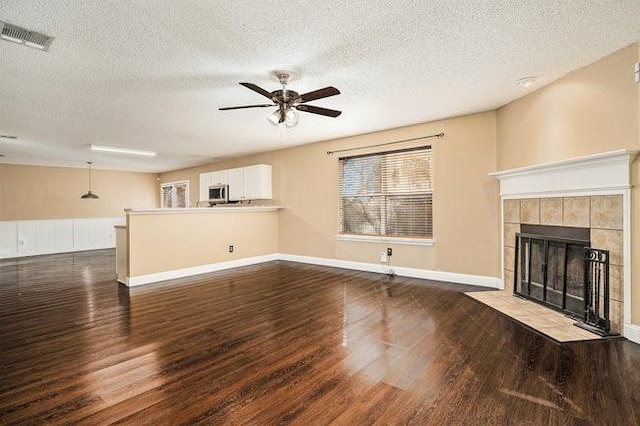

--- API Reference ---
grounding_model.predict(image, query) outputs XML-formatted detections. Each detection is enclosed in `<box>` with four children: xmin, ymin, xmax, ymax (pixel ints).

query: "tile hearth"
<box><xmin>465</xmin><ymin>290</ymin><xmax>611</xmax><ymax>342</ymax></box>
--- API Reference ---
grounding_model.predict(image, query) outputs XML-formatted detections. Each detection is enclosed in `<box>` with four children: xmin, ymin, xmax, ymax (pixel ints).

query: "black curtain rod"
<box><xmin>326</xmin><ymin>132</ymin><xmax>444</xmax><ymax>155</ymax></box>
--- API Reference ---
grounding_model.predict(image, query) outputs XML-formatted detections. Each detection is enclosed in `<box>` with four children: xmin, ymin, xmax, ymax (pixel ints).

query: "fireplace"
<box><xmin>492</xmin><ymin>150</ymin><xmax>636</xmax><ymax>339</ymax></box>
<box><xmin>514</xmin><ymin>225</ymin><xmax>589</xmax><ymax>318</ymax></box>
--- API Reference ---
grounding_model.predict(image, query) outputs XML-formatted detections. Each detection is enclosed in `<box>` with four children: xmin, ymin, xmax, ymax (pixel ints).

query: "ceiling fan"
<box><xmin>219</xmin><ymin>72</ymin><xmax>341</xmax><ymax>128</ymax></box>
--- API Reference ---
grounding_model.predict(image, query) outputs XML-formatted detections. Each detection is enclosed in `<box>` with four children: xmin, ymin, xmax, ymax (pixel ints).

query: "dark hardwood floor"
<box><xmin>1</xmin><ymin>250</ymin><xmax>639</xmax><ymax>425</ymax></box>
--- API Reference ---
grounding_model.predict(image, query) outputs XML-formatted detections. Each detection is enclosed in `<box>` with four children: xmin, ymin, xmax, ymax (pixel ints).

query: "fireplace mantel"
<box><xmin>490</xmin><ymin>150</ymin><xmax>638</xmax><ymax>198</ymax></box>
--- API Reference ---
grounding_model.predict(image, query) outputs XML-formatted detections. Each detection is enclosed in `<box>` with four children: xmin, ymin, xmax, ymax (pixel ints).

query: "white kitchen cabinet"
<box><xmin>243</xmin><ymin>164</ymin><xmax>272</xmax><ymax>200</ymax></box>
<box><xmin>228</xmin><ymin>164</ymin><xmax>272</xmax><ymax>201</ymax></box>
<box><xmin>227</xmin><ymin>168</ymin><xmax>245</xmax><ymax>201</ymax></box>
<box><xmin>199</xmin><ymin>170</ymin><xmax>230</xmax><ymax>202</ymax></box>
<box><xmin>199</xmin><ymin>172</ymin><xmax>212</xmax><ymax>202</ymax></box>
<box><xmin>210</xmin><ymin>170</ymin><xmax>229</xmax><ymax>186</ymax></box>
<box><xmin>201</xmin><ymin>164</ymin><xmax>272</xmax><ymax>202</ymax></box>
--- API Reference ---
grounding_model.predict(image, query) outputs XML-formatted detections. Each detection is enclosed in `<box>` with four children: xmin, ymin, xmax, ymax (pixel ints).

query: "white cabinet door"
<box><xmin>243</xmin><ymin>165</ymin><xmax>261</xmax><ymax>200</ymax></box>
<box><xmin>199</xmin><ymin>173</ymin><xmax>212</xmax><ymax>201</ymax></box>
<box><xmin>0</xmin><ymin>222</ymin><xmax>18</xmax><ymax>257</ymax></box>
<box><xmin>210</xmin><ymin>170</ymin><xmax>229</xmax><ymax>185</ymax></box>
<box><xmin>243</xmin><ymin>164</ymin><xmax>273</xmax><ymax>200</ymax></box>
<box><xmin>227</xmin><ymin>168</ymin><xmax>245</xmax><ymax>201</ymax></box>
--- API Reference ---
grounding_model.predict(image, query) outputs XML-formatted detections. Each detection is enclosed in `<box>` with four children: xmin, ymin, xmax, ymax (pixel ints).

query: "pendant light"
<box><xmin>80</xmin><ymin>161</ymin><xmax>99</xmax><ymax>199</ymax></box>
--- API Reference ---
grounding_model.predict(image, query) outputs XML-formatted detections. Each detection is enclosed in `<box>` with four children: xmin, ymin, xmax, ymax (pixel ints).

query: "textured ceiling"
<box><xmin>1</xmin><ymin>1</ymin><xmax>639</xmax><ymax>173</ymax></box>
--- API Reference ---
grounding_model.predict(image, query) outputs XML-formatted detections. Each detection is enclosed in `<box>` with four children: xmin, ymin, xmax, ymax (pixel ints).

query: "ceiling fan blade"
<box><xmin>239</xmin><ymin>82</ymin><xmax>274</xmax><ymax>99</ymax></box>
<box><xmin>295</xmin><ymin>104</ymin><xmax>342</xmax><ymax>118</ymax></box>
<box><xmin>219</xmin><ymin>104</ymin><xmax>275</xmax><ymax>111</ymax></box>
<box><xmin>298</xmin><ymin>86</ymin><xmax>340</xmax><ymax>103</ymax></box>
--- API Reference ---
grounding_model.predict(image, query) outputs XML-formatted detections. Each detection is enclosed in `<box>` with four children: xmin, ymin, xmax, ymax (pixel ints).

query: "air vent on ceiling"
<box><xmin>0</xmin><ymin>21</ymin><xmax>53</xmax><ymax>51</ymax></box>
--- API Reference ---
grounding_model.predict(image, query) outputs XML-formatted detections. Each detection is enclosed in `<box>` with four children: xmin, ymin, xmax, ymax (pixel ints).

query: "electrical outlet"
<box><xmin>229</xmin><ymin>245</ymin><xmax>234</xmax><ymax>253</ymax></box>
<box><xmin>380</xmin><ymin>252</ymin><xmax>388</xmax><ymax>263</ymax></box>
<box><xmin>387</xmin><ymin>247</ymin><xmax>393</xmax><ymax>256</ymax></box>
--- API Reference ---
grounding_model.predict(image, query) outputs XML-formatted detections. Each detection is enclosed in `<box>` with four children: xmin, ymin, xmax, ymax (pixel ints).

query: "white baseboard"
<box><xmin>279</xmin><ymin>254</ymin><xmax>502</xmax><ymax>289</ymax></box>
<box><xmin>125</xmin><ymin>252</ymin><xmax>502</xmax><ymax>289</ymax></box>
<box><xmin>624</xmin><ymin>323</ymin><xmax>640</xmax><ymax>344</ymax></box>
<box><xmin>126</xmin><ymin>254</ymin><xmax>280</xmax><ymax>287</ymax></box>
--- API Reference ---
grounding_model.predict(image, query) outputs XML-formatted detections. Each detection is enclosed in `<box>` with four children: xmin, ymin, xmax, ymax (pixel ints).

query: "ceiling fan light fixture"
<box><xmin>267</xmin><ymin>108</ymin><xmax>299</xmax><ymax>128</ymax></box>
<box><xmin>267</xmin><ymin>110</ymin><xmax>281</xmax><ymax>126</ymax></box>
<box><xmin>221</xmin><ymin>73</ymin><xmax>341</xmax><ymax>127</ymax></box>
<box><xmin>285</xmin><ymin>109</ymin><xmax>299</xmax><ymax>128</ymax></box>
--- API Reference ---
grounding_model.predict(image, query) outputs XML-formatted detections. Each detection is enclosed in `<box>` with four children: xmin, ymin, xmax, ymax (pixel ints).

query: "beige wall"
<box><xmin>128</xmin><ymin>210</ymin><xmax>279</xmax><ymax>276</ymax></box>
<box><xmin>497</xmin><ymin>43</ymin><xmax>640</xmax><ymax>324</ymax></box>
<box><xmin>0</xmin><ymin>163</ymin><xmax>159</xmax><ymax>220</ymax></box>
<box><xmin>497</xmin><ymin>43</ymin><xmax>639</xmax><ymax>170</ymax></box>
<box><xmin>161</xmin><ymin>111</ymin><xmax>501</xmax><ymax>278</ymax></box>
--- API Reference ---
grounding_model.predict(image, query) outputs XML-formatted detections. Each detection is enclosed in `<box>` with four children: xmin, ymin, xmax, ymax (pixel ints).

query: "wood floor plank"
<box><xmin>1</xmin><ymin>250</ymin><xmax>639</xmax><ymax>425</ymax></box>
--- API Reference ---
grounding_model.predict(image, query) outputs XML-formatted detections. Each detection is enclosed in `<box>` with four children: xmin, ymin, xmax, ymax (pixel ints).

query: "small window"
<box><xmin>161</xmin><ymin>181</ymin><xmax>189</xmax><ymax>208</ymax></box>
<box><xmin>339</xmin><ymin>146</ymin><xmax>433</xmax><ymax>239</ymax></box>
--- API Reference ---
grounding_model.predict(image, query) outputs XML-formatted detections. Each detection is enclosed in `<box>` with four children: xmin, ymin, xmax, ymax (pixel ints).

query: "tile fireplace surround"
<box><xmin>490</xmin><ymin>150</ymin><xmax>637</xmax><ymax>341</ymax></box>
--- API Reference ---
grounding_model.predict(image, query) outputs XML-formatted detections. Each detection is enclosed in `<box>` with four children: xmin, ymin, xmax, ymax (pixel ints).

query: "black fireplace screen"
<box><xmin>515</xmin><ymin>233</ymin><xmax>587</xmax><ymax>318</ymax></box>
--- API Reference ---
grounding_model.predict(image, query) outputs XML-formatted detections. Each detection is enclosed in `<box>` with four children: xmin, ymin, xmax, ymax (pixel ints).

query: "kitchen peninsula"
<box><xmin>116</xmin><ymin>206</ymin><xmax>282</xmax><ymax>286</ymax></box>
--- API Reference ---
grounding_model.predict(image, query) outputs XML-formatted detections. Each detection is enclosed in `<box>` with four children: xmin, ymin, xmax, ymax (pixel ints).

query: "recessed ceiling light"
<box><xmin>515</xmin><ymin>77</ymin><xmax>537</xmax><ymax>88</ymax></box>
<box><xmin>90</xmin><ymin>144</ymin><xmax>157</xmax><ymax>157</ymax></box>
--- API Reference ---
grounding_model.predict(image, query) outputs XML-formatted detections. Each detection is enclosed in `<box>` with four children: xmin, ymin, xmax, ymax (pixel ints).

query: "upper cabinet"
<box><xmin>199</xmin><ymin>173</ymin><xmax>212</xmax><ymax>202</ymax></box>
<box><xmin>210</xmin><ymin>170</ymin><xmax>229</xmax><ymax>186</ymax></box>
<box><xmin>199</xmin><ymin>164</ymin><xmax>272</xmax><ymax>202</ymax></box>
<box><xmin>227</xmin><ymin>167</ymin><xmax>244</xmax><ymax>201</ymax></box>
<box><xmin>243</xmin><ymin>164</ymin><xmax>273</xmax><ymax>200</ymax></box>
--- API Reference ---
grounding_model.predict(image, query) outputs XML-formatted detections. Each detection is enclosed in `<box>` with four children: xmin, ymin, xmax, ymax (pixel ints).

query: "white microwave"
<box><xmin>209</xmin><ymin>184</ymin><xmax>228</xmax><ymax>204</ymax></box>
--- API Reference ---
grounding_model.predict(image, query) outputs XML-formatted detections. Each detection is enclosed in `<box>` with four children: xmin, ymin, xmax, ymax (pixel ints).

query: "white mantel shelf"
<box><xmin>125</xmin><ymin>206</ymin><xmax>284</xmax><ymax>215</ymax></box>
<box><xmin>489</xmin><ymin>149</ymin><xmax>638</xmax><ymax>198</ymax></box>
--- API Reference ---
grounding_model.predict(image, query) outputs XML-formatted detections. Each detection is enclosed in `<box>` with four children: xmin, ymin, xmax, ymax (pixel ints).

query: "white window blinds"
<box><xmin>339</xmin><ymin>146</ymin><xmax>433</xmax><ymax>238</ymax></box>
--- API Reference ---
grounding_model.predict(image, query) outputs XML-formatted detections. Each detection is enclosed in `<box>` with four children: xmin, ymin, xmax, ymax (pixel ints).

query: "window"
<box><xmin>161</xmin><ymin>181</ymin><xmax>189</xmax><ymax>208</ymax></box>
<box><xmin>339</xmin><ymin>146</ymin><xmax>433</xmax><ymax>239</ymax></box>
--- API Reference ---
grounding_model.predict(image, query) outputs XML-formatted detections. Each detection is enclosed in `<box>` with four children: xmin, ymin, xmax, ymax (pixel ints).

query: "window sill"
<box><xmin>335</xmin><ymin>234</ymin><xmax>435</xmax><ymax>246</ymax></box>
